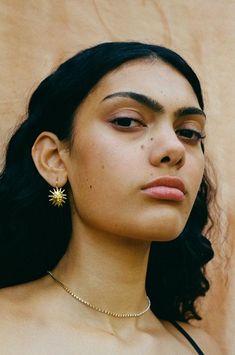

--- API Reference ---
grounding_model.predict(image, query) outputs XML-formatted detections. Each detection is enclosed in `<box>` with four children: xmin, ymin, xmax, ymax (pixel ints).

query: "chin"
<box><xmin>131</xmin><ymin>206</ymin><xmax>191</xmax><ymax>242</ymax></box>
<box><xmin>116</xmin><ymin>224</ymin><xmax>184</xmax><ymax>243</ymax></box>
<box><xmin>128</xmin><ymin>217</ymin><xmax>187</xmax><ymax>242</ymax></box>
<box><xmin>140</xmin><ymin>230</ymin><xmax>183</xmax><ymax>243</ymax></box>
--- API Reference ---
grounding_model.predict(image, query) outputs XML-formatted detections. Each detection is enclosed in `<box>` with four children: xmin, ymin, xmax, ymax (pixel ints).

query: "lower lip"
<box><xmin>142</xmin><ymin>186</ymin><xmax>185</xmax><ymax>201</ymax></box>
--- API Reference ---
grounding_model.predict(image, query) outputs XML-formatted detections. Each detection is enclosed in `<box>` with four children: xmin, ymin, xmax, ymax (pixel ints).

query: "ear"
<box><xmin>31</xmin><ymin>132</ymin><xmax>68</xmax><ymax>187</ymax></box>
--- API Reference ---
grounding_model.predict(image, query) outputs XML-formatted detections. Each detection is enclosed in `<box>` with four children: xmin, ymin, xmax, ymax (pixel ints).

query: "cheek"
<box><xmin>68</xmin><ymin>132</ymin><xmax>136</xmax><ymax>216</ymax></box>
<box><xmin>68</xmin><ymin>138</ymin><xmax>139</xmax><ymax>236</ymax></box>
<box><xmin>190</xmin><ymin>152</ymin><xmax>205</xmax><ymax>198</ymax></box>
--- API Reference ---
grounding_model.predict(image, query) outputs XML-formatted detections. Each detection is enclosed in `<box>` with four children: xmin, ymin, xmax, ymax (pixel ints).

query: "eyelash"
<box><xmin>175</xmin><ymin>129</ymin><xmax>205</xmax><ymax>141</ymax></box>
<box><xmin>110</xmin><ymin>117</ymin><xmax>206</xmax><ymax>142</ymax></box>
<box><xmin>111</xmin><ymin>117</ymin><xmax>146</xmax><ymax>128</ymax></box>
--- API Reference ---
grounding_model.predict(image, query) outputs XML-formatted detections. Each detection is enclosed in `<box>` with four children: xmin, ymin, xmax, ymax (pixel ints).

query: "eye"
<box><xmin>110</xmin><ymin>117</ymin><xmax>146</xmax><ymax>129</ymax></box>
<box><xmin>176</xmin><ymin>128</ymin><xmax>206</xmax><ymax>142</ymax></box>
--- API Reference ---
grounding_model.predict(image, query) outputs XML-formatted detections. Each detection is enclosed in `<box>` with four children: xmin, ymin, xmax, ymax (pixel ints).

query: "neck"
<box><xmin>51</xmin><ymin>219</ymin><xmax>152</xmax><ymax>330</ymax></box>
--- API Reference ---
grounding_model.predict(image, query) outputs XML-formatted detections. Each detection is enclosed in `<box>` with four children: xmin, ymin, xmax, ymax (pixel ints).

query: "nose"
<box><xmin>148</xmin><ymin>127</ymin><xmax>185</xmax><ymax>169</ymax></box>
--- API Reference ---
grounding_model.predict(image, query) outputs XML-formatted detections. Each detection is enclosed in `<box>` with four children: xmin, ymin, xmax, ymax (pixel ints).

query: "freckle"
<box><xmin>150</xmin><ymin>137</ymin><xmax>154</xmax><ymax>141</ymax></box>
<box><xmin>101</xmin><ymin>165</ymin><xmax>105</xmax><ymax>169</ymax></box>
<box><xmin>140</xmin><ymin>145</ymin><xmax>144</xmax><ymax>149</ymax></box>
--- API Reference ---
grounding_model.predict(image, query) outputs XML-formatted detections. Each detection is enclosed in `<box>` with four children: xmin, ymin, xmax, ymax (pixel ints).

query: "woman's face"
<box><xmin>65</xmin><ymin>60</ymin><xmax>206</xmax><ymax>242</ymax></box>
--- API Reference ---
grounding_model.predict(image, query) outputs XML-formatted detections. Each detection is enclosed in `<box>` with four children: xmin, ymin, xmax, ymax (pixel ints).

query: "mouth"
<box><xmin>141</xmin><ymin>176</ymin><xmax>186</xmax><ymax>202</ymax></box>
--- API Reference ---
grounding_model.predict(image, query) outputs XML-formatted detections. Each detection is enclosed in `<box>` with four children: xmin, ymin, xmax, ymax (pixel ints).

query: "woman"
<box><xmin>0</xmin><ymin>42</ymin><xmax>221</xmax><ymax>354</ymax></box>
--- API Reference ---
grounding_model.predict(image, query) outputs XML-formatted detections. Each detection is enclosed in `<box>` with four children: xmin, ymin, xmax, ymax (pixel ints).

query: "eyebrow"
<box><xmin>102</xmin><ymin>91</ymin><xmax>206</xmax><ymax>119</ymax></box>
<box><xmin>175</xmin><ymin>106</ymin><xmax>206</xmax><ymax>119</ymax></box>
<box><xmin>102</xmin><ymin>92</ymin><xmax>163</xmax><ymax>113</ymax></box>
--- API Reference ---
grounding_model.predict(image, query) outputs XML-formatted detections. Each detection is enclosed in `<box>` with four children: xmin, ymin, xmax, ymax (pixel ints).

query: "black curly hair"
<box><xmin>0</xmin><ymin>42</ymin><xmax>216</xmax><ymax>322</ymax></box>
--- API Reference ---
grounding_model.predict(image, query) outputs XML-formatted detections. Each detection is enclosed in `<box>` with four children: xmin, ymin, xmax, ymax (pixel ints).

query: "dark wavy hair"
<box><xmin>0</xmin><ymin>42</ymin><xmax>216</xmax><ymax>322</ymax></box>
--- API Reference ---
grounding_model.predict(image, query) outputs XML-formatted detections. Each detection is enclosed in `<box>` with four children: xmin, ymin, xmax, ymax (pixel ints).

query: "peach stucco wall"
<box><xmin>0</xmin><ymin>1</ymin><xmax>234</xmax><ymax>353</ymax></box>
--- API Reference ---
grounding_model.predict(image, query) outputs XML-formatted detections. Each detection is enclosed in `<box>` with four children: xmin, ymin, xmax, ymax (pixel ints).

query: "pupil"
<box><xmin>182</xmin><ymin>129</ymin><xmax>193</xmax><ymax>138</ymax></box>
<box><xmin>119</xmin><ymin>118</ymin><xmax>130</xmax><ymax>126</ymax></box>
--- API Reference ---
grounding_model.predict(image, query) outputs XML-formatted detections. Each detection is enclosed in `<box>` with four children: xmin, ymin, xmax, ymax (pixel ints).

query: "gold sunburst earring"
<box><xmin>48</xmin><ymin>180</ymin><xmax>67</xmax><ymax>207</ymax></box>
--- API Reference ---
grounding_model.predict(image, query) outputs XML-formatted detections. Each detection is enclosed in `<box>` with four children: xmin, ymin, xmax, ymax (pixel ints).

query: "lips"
<box><xmin>141</xmin><ymin>176</ymin><xmax>186</xmax><ymax>201</ymax></box>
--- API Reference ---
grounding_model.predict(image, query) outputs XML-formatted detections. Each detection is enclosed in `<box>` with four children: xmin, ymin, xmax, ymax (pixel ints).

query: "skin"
<box><xmin>0</xmin><ymin>59</ymin><xmax>221</xmax><ymax>354</ymax></box>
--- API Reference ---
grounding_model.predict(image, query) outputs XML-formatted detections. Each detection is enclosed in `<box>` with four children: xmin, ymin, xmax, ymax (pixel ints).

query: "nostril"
<box><xmin>161</xmin><ymin>156</ymin><xmax>170</xmax><ymax>163</ymax></box>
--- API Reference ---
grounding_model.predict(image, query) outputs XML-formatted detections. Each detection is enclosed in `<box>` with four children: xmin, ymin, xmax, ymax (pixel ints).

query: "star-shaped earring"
<box><xmin>48</xmin><ymin>181</ymin><xmax>67</xmax><ymax>207</ymax></box>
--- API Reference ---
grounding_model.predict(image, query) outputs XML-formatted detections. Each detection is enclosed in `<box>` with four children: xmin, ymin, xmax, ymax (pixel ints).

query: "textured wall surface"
<box><xmin>0</xmin><ymin>1</ymin><xmax>234</xmax><ymax>353</ymax></box>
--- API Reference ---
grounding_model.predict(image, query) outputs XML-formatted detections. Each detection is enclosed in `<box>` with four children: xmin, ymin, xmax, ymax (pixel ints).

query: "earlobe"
<box><xmin>31</xmin><ymin>131</ymin><xmax>68</xmax><ymax>186</ymax></box>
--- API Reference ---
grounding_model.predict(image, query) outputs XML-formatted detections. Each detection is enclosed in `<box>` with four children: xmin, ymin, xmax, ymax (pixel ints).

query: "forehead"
<box><xmin>84</xmin><ymin>59</ymin><xmax>199</xmax><ymax>108</ymax></box>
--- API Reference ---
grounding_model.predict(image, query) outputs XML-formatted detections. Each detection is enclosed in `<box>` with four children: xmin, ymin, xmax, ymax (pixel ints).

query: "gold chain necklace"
<box><xmin>47</xmin><ymin>271</ymin><xmax>151</xmax><ymax>318</ymax></box>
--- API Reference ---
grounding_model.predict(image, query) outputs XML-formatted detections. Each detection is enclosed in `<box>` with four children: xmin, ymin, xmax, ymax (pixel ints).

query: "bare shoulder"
<box><xmin>179</xmin><ymin>322</ymin><xmax>222</xmax><ymax>354</ymax></box>
<box><xmin>0</xmin><ymin>280</ymin><xmax>44</xmax><ymax>324</ymax></box>
<box><xmin>163</xmin><ymin>320</ymin><xmax>222</xmax><ymax>355</ymax></box>
<box><xmin>0</xmin><ymin>282</ymin><xmax>32</xmax><ymax>304</ymax></box>
<box><xmin>0</xmin><ymin>284</ymin><xmax>30</xmax><ymax>321</ymax></box>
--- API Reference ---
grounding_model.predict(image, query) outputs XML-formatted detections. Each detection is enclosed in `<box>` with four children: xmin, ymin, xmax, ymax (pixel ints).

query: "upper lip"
<box><xmin>141</xmin><ymin>175</ymin><xmax>186</xmax><ymax>194</ymax></box>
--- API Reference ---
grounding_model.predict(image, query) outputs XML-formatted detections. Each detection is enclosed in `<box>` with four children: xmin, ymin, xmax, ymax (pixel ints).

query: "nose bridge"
<box><xmin>148</xmin><ymin>121</ymin><xmax>185</xmax><ymax>167</ymax></box>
